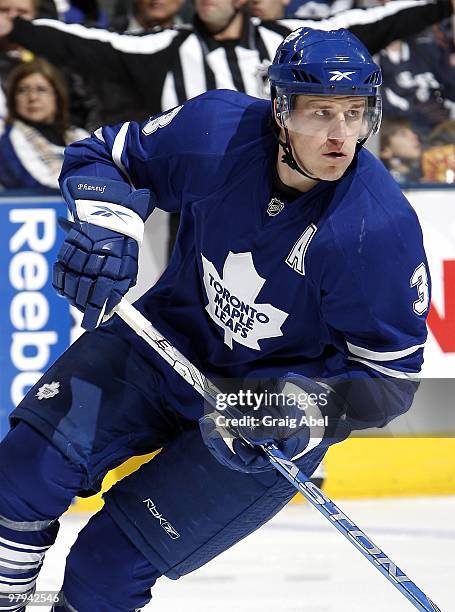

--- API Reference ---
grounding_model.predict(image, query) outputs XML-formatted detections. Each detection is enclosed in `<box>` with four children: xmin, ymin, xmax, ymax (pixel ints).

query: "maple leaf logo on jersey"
<box><xmin>202</xmin><ymin>252</ymin><xmax>288</xmax><ymax>350</ymax></box>
<box><xmin>35</xmin><ymin>381</ymin><xmax>60</xmax><ymax>400</ymax></box>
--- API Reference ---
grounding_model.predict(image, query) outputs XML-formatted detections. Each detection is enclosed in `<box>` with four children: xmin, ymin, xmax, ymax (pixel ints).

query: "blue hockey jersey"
<box><xmin>61</xmin><ymin>90</ymin><xmax>430</xmax><ymax>428</ymax></box>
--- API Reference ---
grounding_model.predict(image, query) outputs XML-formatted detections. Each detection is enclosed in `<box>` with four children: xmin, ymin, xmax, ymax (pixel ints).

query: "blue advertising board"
<box><xmin>0</xmin><ymin>195</ymin><xmax>71</xmax><ymax>439</ymax></box>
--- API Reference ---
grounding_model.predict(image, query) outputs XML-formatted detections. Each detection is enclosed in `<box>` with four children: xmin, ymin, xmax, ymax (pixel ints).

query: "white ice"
<box><xmin>37</xmin><ymin>496</ymin><xmax>455</xmax><ymax>611</ymax></box>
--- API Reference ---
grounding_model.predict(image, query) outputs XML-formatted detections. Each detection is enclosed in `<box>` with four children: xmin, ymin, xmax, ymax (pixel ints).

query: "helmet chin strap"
<box><xmin>277</xmin><ymin>125</ymin><xmax>322</xmax><ymax>182</ymax></box>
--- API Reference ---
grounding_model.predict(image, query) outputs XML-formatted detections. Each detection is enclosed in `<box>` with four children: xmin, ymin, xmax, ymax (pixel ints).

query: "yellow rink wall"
<box><xmin>319</xmin><ymin>437</ymin><xmax>455</xmax><ymax>499</ymax></box>
<box><xmin>69</xmin><ymin>437</ymin><xmax>455</xmax><ymax>513</ymax></box>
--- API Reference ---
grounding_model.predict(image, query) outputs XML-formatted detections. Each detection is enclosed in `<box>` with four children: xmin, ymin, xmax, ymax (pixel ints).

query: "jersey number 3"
<box><xmin>410</xmin><ymin>262</ymin><xmax>429</xmax><ymax>316</ymax></box>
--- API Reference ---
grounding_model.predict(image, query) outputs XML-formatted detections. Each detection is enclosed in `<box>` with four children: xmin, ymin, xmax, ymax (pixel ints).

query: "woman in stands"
<box><xmin>0</xmin><ymin>57</ymin><xmax>87</xmax><ymax>190</ymax></box>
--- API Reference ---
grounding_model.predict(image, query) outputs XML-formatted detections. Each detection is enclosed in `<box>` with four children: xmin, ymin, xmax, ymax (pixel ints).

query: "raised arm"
<box><xmin>277</xmin><ymin>0</ymin><xmax>454</xmax><ymax>55</ymax></box>
<box><xmin>0</xmin><ymin>16</ymin><xmax>179</xmax><ymax>95</ymax></box>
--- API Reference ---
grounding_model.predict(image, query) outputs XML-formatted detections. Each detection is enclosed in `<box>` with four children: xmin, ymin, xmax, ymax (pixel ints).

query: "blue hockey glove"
<box><xmin>53</xmin><ymin>176</ymin><xmax>154</xmax><ymax>330</ymax></box>
<box><xmin>199</xmin><ymin>375</ymin><xmax>350</xmax><ymax>474</ymax></box>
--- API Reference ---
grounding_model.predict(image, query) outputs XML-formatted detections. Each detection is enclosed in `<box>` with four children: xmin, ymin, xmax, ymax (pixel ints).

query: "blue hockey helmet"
<box><xmin>268</xmin><ymin>28</ymin><xmax>382</xmax><ymax>143</ymax></box>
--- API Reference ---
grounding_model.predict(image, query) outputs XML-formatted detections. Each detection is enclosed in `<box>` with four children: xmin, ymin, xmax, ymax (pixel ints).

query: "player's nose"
<box><xmin>327</xmin><ymin>114</ymin><xmax>348</xmax><ymax>140</ymax></box>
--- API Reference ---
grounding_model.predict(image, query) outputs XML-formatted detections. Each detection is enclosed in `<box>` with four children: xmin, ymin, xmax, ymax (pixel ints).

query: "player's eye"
<box><xmin>314</xmin><ymin>109</ymin><xmax>332</xmax><ymax>119</ymax></box>
<box><xmin>345</xmin><ymin>109</ymin><xmax>362</xmax><ymax>120</ymax></box>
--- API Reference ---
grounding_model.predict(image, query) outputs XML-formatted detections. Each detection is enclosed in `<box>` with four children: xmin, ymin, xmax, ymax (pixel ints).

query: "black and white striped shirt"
<box><xmin>11</xmin><ymin>0</ymin><xmax>452</xmax><ymax>126</ymax></box>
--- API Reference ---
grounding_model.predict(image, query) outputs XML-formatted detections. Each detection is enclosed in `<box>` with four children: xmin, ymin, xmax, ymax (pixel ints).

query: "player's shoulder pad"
<box><xmin>326</xmin><ymin>148</ymin><xmax>424</xmax><ymax>259</ymax></box>
<box><xmin>140</xmin><ymin>90</ymin><xmax>271</xmax><ymax>158</ymax></box>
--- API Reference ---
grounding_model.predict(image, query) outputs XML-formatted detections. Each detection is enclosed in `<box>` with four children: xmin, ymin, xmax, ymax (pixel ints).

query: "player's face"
<box><xmin>0</xmin><ymin>0</ymin><xmax>35</xmax><ymax>20</ymax></box>
<box><xmin>285</xmin><ymin>96</ymin><xmax>367</xmax><ymax>182</ymax></box>
<box><xmin>248</xmin><ymin>0</ymin><xmax>288</xmax><ymax>19</ymax></box>
<box><xmin>14</xmin><ymin>72</ymin><xmax>58</xmax><ymax>125</ymax></box>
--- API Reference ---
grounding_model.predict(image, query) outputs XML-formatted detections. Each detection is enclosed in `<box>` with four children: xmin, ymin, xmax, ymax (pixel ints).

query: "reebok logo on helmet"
<box><xmin>329</xmin><ymin>71</ymin><xmax>356</xmax><ymax>81</ymax></box>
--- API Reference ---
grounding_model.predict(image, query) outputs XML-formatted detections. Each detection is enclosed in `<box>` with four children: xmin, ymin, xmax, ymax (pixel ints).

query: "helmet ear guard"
<box><xmin>273</xmin><ymin>94</ymin><xmax>287</xmax><ymax>128</ymax></box>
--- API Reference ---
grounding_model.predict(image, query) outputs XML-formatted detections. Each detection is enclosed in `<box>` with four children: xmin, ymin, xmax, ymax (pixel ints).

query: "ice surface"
<box><xmin>37</xmin><ymin>497</ymin><xmax>455</xmax><ymax>611</ymax></box>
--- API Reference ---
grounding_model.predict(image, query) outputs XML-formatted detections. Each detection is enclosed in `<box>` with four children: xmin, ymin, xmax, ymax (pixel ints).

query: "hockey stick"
<box><xmin>108</xmin><ymin>297</ymin><xmax>442</xmax><ymax>612</ymax></box>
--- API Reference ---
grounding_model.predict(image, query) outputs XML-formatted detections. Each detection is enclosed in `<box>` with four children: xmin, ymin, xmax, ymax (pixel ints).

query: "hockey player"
<box><xmin>0</xmin><ymin>28</ymin><xmax>429</xmax><ymax>611</ymax></box>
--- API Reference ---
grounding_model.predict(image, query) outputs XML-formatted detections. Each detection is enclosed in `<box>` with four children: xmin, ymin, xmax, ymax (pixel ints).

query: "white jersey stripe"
<box><xmin>0</xmin><ymin>559</ymin><xmax>41</xmax><ymax>571</ymax></box>
<box><xmin>112</xmin><ymin>122</ymin><xmax>133</xmax><ymax>185</ymax></box>
<box><xmin>0</xmin><ymin>536</ymin><xmax>50</xmax><ymax>552</ymax></box>
<box><xmin>0</xmin><ymin>545</ymin><xmax>44</xmax><ymax>563</ymax></box>
<box><xmin>236</xmin><ymin>47</ymin><xmax>264</xmax><ymax>97</ymax></box>
<box><xmin>0</xmin><ymin>579</ymin><xmax>35</xmax><ymax>594</ymax></box>
<box><xmin>256</xmin><ymin>26</ymin><xmax>285</xmax><ymax>63</ymax></box>
<box><xmin>179</xmin><ymin>34</ymin><xmax>207</xmax><ymax>100</ymax></box>
<box><xmin>0</xmin><ymin>573</ymin><xmax>38</xmax><ymax>584</ymax></box>
<box><xmin>348</xmin><ymin>357</ymin><xmax>420</xmax><ymax>380</ymax></box>
<box><xmin>347</xmin><ymin>341</ymin><xmax>425</xmax><ymax>362</ymax></box>
<box><xmin>33</xmin><ymin>19</ymin><xmax>180</xmax><ymax>54</ymax></box>
<box><xmin>161</xmin><ymin>72</ymin><xmax>179</xmax><ymax>111</ymax></box>
<box><xmin>206</xmin><ymin>48</ymin><xmax>235</xmax><ymax>91</ymax></box>
<box><xmin>93</xmin><ymin>127</ymin><xmax>105</xmax><ymax>142</ymax></box>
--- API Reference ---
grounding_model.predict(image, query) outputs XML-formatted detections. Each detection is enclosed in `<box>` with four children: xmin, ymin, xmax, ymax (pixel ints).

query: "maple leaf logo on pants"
<box><xmin>201</xmin><ymin>251</ymin><xmax>288</xmax><ymax>350</ymax></box>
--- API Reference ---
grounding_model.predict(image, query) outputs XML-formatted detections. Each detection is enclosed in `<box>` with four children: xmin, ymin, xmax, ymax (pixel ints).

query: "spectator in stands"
<box><xmin>379</xmin><ymin>26</ymin><xmax>455</xmax><ymax>136</ymax></box>
<box><xmin>0</xmin><ymin>0</ymin><xmax>34</xmax><ymax>19</ymax></box>
<box><xmin>0</xmin><ymin>58</ymin><xmax>87</xmax><ymax>189</ymax></box>
<box><xmin>421</xmin><ymin>119</ymin><xmax>455</xmax><ymax>182</ymax></box>
<box><xmin>380</xmin><ymin>117</ymin><xmax>422</xmax><ymax>184</ymax></box>
<box><xmin>110</xmin><ymin>0</ymin><xmax>185</xmax><ymax>32</ymax></box>
<box><xmin>0</xmin><ymin>0</ymin><xmax>94</xmax><ymax>127</ymax></box>
<box><xmin>0</xmin><ymin>0</ymin><xmax>37</xmax><ymax>117</ymax></box>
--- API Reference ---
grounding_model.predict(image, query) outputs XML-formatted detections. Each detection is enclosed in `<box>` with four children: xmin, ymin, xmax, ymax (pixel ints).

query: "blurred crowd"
<box><xmin>0</xmin><ymin>0</ymin><xmax>453</xmax><ymax>192</ymax></box>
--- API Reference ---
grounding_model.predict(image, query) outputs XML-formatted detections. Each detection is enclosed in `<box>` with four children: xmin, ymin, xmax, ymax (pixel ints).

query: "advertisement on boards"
<box><xmin>406</xmin><ymin>189</ymin><xmax>455</xmax><ymax>377</ymax></box>
<box><xmin>0</xmin><ymin>195</ymin><xmax>71</xmax><ymax>439</ymax></box>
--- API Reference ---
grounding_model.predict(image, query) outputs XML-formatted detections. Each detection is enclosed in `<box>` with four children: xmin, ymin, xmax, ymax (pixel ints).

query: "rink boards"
<box><xmin>0</xmin><ymin>195</ymin><xmax>71</xmax><ymax>439</ymax></box>
<box><xmin>67</xmin><ymin>436</ymin><xmax>455</xmax><ymax>513</ymax></box>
